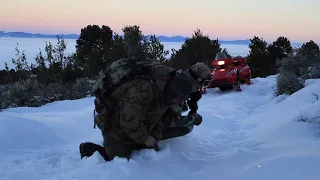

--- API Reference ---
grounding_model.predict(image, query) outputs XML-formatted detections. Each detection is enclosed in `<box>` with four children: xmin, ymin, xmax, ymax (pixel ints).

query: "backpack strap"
<box><xmin>164</xmin><ymin>69</ymin><xmax>180</xmax><ymax>90</ymax></box>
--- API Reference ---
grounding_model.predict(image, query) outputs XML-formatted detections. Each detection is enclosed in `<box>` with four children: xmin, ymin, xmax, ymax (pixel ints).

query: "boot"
<box><xmin>187</xmin><ymin>112</ymin><xmax>203</xmax><ymax>126</ymax></box>
<box><xmin>193</xmin><ymin>115</ymin><xmax>203</xmax><ymax>126</ymax></box>
<box><xmin>79</xmin><ymin>142</ymin><xmax>110</xmax><ymax>161</ymax></box>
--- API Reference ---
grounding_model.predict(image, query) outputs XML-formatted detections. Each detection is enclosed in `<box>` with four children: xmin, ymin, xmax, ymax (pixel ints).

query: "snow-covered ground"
<box><xmin>1</xmin><ymin>75</ymin><xmax>320</xmax><ymax>180</ymax></box>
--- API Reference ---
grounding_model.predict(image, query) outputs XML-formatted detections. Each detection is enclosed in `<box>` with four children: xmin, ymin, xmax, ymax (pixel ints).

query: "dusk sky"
<box><xmin>1</xmin><ymin>0</ymin><xmax>319</xmax><ymax>42</ymax></box>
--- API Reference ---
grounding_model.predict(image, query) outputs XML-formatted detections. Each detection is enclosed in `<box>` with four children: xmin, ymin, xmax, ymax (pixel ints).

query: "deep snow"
<box><xmin>1</xmin><ymin>75</ymin><xmax>320</xmax><ymax>180</ymax></box>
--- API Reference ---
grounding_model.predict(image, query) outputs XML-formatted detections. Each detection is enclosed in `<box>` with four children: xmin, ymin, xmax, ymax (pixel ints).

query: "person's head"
<box><xmin>215</xmin><ymin>52</ymin><xmax>228</xmax><ymax>60</ymax></box>
<box><xmin>187</xmin><ymin>62</ymin><xmax>212</xmax><ymax>92</ymax></box>
<box><xmin>164</xmin><ymin>73</ymin><xmax>192</xmax><ymax>105</ymax></box>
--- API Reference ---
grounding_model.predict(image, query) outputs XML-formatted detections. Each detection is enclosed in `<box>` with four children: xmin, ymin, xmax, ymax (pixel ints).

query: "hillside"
<box><xmin>1</xmin><ymin>75</ymin><xmax>320</xmax><ymax>180</ymax></box>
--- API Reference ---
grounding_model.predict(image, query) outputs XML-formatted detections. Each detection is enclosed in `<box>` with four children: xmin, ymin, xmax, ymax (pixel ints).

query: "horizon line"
<box><xmin>0</xmin><ymin>29</ymin><xmax>250</xmax><ymax>40</ymax></box>
<box><xmin>0</xmin><ymin>30</ymin><xmax>318</xmax><ymax>44</ymax></box>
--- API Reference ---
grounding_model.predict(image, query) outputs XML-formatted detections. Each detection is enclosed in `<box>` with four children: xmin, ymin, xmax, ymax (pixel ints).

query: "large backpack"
<box><xmin>91</xmin><ymin>57</ymin><xmax>161</xmax><ymax>131</ymax></box>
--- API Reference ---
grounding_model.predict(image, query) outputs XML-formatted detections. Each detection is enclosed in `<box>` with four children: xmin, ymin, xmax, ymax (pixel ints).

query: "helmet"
<box><xmin>215</xmin><ymin>52</ymin><xmax>228</xmax><ymax>60</ymax></box>
<box><xmin>189</xmin><ymin>62</ymin><xmax>212</xmax><ymax>88</ymax></box>
<box><xmin>189</xmin><ymin>62</ymin><xmax>211</xmax><ymax>80</ymax></box>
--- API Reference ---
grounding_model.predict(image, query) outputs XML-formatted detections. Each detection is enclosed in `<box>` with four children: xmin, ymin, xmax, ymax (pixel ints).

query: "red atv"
<box><xmin>207</xmin><ymin>53</ymin><xmax>252</xmax><ymax>91</ymax></box>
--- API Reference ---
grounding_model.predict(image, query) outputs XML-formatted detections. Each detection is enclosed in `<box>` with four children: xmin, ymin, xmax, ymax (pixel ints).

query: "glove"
<box><xmin>187</xmin><ymin>91</ymin><xmax>202</xmax><ymax>114</ymax></box>
<box><xmin>187</xmin><ymin>99</ymin><xmax>198</xmax><ymax>114</ymax></box>
<box><xmin>143</xmin><ymin>136</ymin><xmax>157</xmax><ymax>147</ymax></box>
<box><xmin>188</xmin><ymin>113</ymin><xmax>203</xmax><ymax>126</ymax></box>
<box><xmin>190</xmin><ymin>91</ymin><xmax>202</xmax><ymax>102</ymax></box>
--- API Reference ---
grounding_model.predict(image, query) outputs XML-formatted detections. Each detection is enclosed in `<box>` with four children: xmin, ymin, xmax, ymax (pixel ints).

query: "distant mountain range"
<box><xmin>0</xmin><ymin>31</ymin><xmax>251</xmax><ymax>45</ymax></box>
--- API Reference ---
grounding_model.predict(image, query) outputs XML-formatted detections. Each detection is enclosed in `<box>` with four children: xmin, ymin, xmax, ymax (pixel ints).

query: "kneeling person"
<box><xmin>80</xmin><ymin>60</ymin><xmax>193</xmax><ymax>161</ymax></box>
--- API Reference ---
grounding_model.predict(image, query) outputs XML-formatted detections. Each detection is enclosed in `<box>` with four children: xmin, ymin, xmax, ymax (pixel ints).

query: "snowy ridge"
<box><xmin>1</xmin><ymin>75</ymin><xmax>320</xmax><ymax>180</ymax></box>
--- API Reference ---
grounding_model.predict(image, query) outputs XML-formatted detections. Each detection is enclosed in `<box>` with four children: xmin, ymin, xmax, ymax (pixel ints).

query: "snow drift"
<box><xmin>0</xmin><ymin>75</ymin><xmax>320</xmax><ymax>180</ymax></box>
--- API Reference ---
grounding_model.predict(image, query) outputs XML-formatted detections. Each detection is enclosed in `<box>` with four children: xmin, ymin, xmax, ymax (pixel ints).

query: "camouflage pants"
<box><xmin>160</xmin><ymin>104</ymin><xmax>202</xmax><ymax>140</ymax></box>
<box><xmin>101</xmin><ymin>104</ymin><xmax>202</xmax><ymax>161</ymax></box>
<box><xmin>102</xmin><ymin>115</ymin><xmax>199</xmax><ymax>161</ymax></box>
